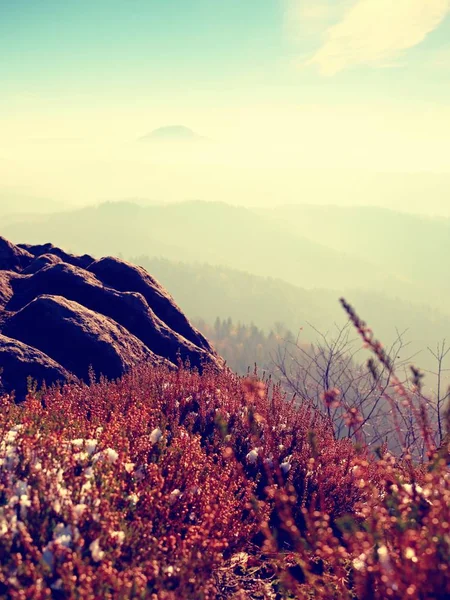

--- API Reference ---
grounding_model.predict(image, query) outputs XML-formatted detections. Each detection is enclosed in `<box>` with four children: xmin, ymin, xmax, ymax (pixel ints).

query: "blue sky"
<box><xmin>0</xmin><ymin>1</ymin><xmax>280</xmax><ymax>94</ymax></box>
<box><xmin>2</xmin><ymin>0</ymin><xmax>449</xmax><ymax>105</ymax></box>
<box><xmin>1</xmin><ymin>1</ymin><xmax>450</xmax><ymax>209</ymax></box>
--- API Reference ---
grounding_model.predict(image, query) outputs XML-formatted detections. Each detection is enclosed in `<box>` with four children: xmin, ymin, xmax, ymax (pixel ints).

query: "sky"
<box><xmin>1</xmin><ymin>0</ymin><xmax>450</xmax><ymax>212</ymax></box>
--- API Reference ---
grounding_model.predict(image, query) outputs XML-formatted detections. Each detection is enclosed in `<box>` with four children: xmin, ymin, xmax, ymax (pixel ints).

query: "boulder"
<box><xmin>0</xmin><ymin>271</ymin><xmax>17</xmax><ymax>308</ymax></box>
<box><xmin>22</xmin><ymin>253</ymin><xmax>63</xmax><ymax>275</ymax></box>
<box><xmin>3</xmin><ymin>295</ymin><xmax>171</xmax><ymax>382</ymax></box>
<box><xmin>0</xmin><ymin>238</ymin><xmax>222</xmax><ymax>399</ymax></box>
<box><xmin>18</xmin><ymin>242</ymin><xmax>94</xmax><ymax>269</ymax></box>
<box><xmin>88</xmin><ymin>257</ymin><xmax>213</xmax><ymax>352</ymax></box>
<box><xmin>7</xmin><ymin>262</ymin><xmax>218</xmax><ymax>370</ymax></box>
<box><xmin>0</xmin><ymin>333</ymin><xmax>72</xmax><ymax>401</ymax></box>
<box><xmin>0</xmin><ymin>237</ymin><xmax>33</xmax><ymax>272</ymax></box>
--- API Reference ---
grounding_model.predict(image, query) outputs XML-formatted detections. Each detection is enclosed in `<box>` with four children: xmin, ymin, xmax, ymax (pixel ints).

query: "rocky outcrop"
<box><xmin>18</xmin><ymin>242</ymin><xmax>94</xmax><ymax>269</ymax></box>
<box><xmin>22</xmin><ymin>253</ymin><xmax>62</xmax><ymax>275</ymax></box>
<box><xmin>88</xmin><ymin>257</ymin><xmax>213</xmax><ymax>352</ymax></box>
<box><xmin>0</xmin><ymin>334</ymin><xmax>73</xmax><ymax>400</ymax></box>
<box><xmin>6</xmin><ymin>262</ymin><xmax>213</xmax><ymax>370</ymax></box>
<box><xmin>0</xmin><ymin>237</ymin><xmax>222</xmax><ymax>400</ymax></box>
<box><xmin>0</xmin><ymin>271</ymin><xmax>16</xmax><ymax>308</ymax></box>
<box><xmin>0</xmin><ymin>237</ymin><xmax>33</xmax><ymax>272</ymax></box>
<box><xmin>3</xmin><ymin>295</ymin><xmax>168</xmax><ymax>382</ymax></box>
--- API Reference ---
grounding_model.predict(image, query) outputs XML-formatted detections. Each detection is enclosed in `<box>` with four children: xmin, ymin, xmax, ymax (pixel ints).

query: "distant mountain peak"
<box><xmin>139</xmin><ymin>125</ymin><xmax>208</xmax><ymax>143</ymax></box>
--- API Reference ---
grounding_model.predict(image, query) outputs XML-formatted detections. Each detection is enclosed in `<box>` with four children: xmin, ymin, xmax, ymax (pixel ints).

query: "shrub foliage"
<box><xmin>1</xmin><ymin>326</ymin><xmax>449</xmax><ymax>598</ymax></box>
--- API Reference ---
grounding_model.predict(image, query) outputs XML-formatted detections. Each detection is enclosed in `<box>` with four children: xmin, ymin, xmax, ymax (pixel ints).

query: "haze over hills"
<box><xmin>0</xmin><ymin>190</ymin><xmax>69</xmax><ymax>217</ymax></box>
<box><xmin>2</xmin><ymin>200</ymin><xmax>406</xmax><ymax>294</ymax></box>
<box><xmin>2</xmin><ymin>198</ymin><xmax>450</xmax><ymax>376</ymax></box>
<box><xmin>262</xmin><ymin>203</ymin><xmax>450</xmax><ymax>283</ymax></box>
<box><xmin>133</xmin><ymin>256</ymin><xmax>450</xmax><ymax>373</ymax></box>
<box><xmin>4</xmin><ymin>200</ymin><xmax>448</xmax><ymax>306</ymax></box>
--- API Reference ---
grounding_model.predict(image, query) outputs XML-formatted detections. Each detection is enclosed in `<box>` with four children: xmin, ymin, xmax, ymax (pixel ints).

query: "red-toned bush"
<box><xmin>1</xmin><ymin>354</ymin><xmax>449</xmax><ymax>599</ymax></box>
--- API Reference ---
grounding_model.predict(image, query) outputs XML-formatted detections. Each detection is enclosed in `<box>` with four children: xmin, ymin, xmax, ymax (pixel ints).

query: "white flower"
<box><xmin>73</xmin><ymin>451</ymin><xmax>89</xmax><ymax>463</ymax></box>
<box><xmin>19</xmin><ymin>494</ymin><xmax>31</xmax><ymax>518</ymax></box>
<box><xmin>4</xmin><ymin>426</ymin><xmax>22</xmax><ymax>445</ymax></box>
<box><xmin>71</xmin><ymin>439</ymin><xmax>84</xmax><ymax>448</ymax></box>
<box><xmin>89</xmin><ymin>538</ymin><xmax>105</xmax><ymax>562</ymax></box>
<box><xmin>85</xmin><ymin>440</ymin><xmax>98</xmax><ymax>456</ymax></box>
<box><xmin>150</xmin><ymin>428</ymin><xmax>163</xmax><ymax>444</ymax></box>
<box><xmin>128</xmin><ymin>493</ymin><xmax>139</xmax><ymax>505</ymax></box>
<box><xmin>53</xmin><ymin>524</ymin><xmax>75</xmax><ymax>548</ymax></box>
<box><xmin>352</xmin><ymin>554</ymin><xmax>366</xmax><ymax>571</ymax></box>
<box><xmin>0</xmin><ymin>516</ymin><xmax>8</xmax><ymax>536</ymax></box>
<box><xmin>73</xmin><ymin>504</ymin><xmax>87</xmax><ymax>519</ymax></box>
<box><xmin>0</xmin><ymin>509</ymin><xmax>18</xmax><ymax>538</ymax></box>
<box><xmin>397</xmin><ymin>483</ymin><xmax>432</xmax><ymax>505</ymax></box>
<box><xmin>404</xmin><ymin>547</ymin><xmax>418</xmax><ymax>562</ymax></box>
<box><xmin>169</xmin><ymin>489</ymin><xmax>182</xmax><ymax>504</ymax></box>
<box><xmin>32</xmin><ymin>459</ymin><xmax>42</xmax><ymax>472</ymax></box>
<box><xmin>111</xmin><ymin>530</ymin><xmax>125</xmax><ymax>544</ymax></box>
<box><xmin>92</xmin><ymin>448</ymin><xmax>119</xmax><ymax>464</ymax></box>
<box><xmin>103</xmin><ymin>448</ymin><xmax>119</xmax><ymax>464</ymax></box>
<box><xmin>124</xmin><ymin>462</ymin><xmax>135</xmax><ymax>473</ymax></box>
<box><xmin>80</xmin><ymin>480</ymin><xmax>92</xmax><ymax>497</ymax></box>
<box><xmin>0</xmin><ymin>432</ymin><xmax>20</xmax><ymax>471</ymax></box>
<box><xmin>377</xmin><ymin>545</ymin><xmax>390</xmax><ymax>568</ymax></box>
<box><xmin>164</xmin><ymin>565</ymin><xmax>174</xmax><ymax>576</ymax></box>
<box><xmin>8</xmin><ymin>495</ymin><xmax>19</xmax><ymax>508</ymax></box>
<box><xmin>246</xmin><ymin>449</ymin><xmax>259</xmax><ymax>464</ymax></box>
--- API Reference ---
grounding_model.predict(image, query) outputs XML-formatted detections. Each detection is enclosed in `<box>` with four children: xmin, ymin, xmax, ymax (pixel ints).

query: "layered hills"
<box><xmin>1</xmin><ymin>200</ymin><xmax>403</xmax><ymax>293</ymax></box>
<box><xmin>0</xmin><ymin>237</ymin><xmax>221</xmax><ymax>399</ymax></box>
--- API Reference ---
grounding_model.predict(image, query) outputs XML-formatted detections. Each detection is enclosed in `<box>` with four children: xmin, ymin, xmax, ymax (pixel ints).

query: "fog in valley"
<box><xmin>2</xmin><ymin>192</ymin><xmax>450</xmax><ymax>384</ymax></box>
<box><xmin>2</xmin><ymin>0</ymin><xmax>450</xmax><ymax>392</ymax></box>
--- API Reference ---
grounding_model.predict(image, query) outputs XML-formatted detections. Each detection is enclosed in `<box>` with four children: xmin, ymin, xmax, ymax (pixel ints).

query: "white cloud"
<box><xmin>284</xmin><ymin>1</ymin><xmax>351</xmax><ymax>39</ymax></box>
<box><xmin>301</xmin><ymin>0</ymin><xmax>450</xmax><ymax>75</ymax></box>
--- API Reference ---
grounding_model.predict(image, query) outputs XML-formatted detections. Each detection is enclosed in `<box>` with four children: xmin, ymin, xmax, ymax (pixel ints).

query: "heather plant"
<box><xmin>0</xmin><ymin>316</ymin><xmax>449</xmax><ymax>599</ymax></box>
<box><xmin>0</xmin><ymin>371</ymin><xmax>261</xmax><ymax>599</ymax></box>
<box><xmin>260</xmin><ymin>301</ymin><xmax>450</xmax><ymax>599</ymax></box>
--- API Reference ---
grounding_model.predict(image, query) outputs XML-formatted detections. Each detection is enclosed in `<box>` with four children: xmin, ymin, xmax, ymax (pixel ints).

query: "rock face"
<box><xmin>88</xmin><ymin>257</ymin><xmax>213</xmax><ymax>352</ymax></box>
<box><xmin>22</xmin><ymin>253</ymin><xmax>62</xmax><ymax>275</ymax></box>
<box><xmin>0</xmin><ymin>237</ymin><xmax>33</xmax><ymax>272</ymax></box>
<box><xmin>0</xmin><ymin>237</ymin><xmax>222</xmax><ymax>400</ymax></box>
<box><xmin>18</xmin><ymin>243</ymin><xmax>95</xmax><ymax>269</ymax></box>
<box><xmin>3</xmin><ymin>295</ymin><xmax>166</xmax><ymax>382</ymax></box>
<box><xmin>0</xmin><ymin>334</ymin><xmax>73</xmax><ymax>400</ymax></box>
